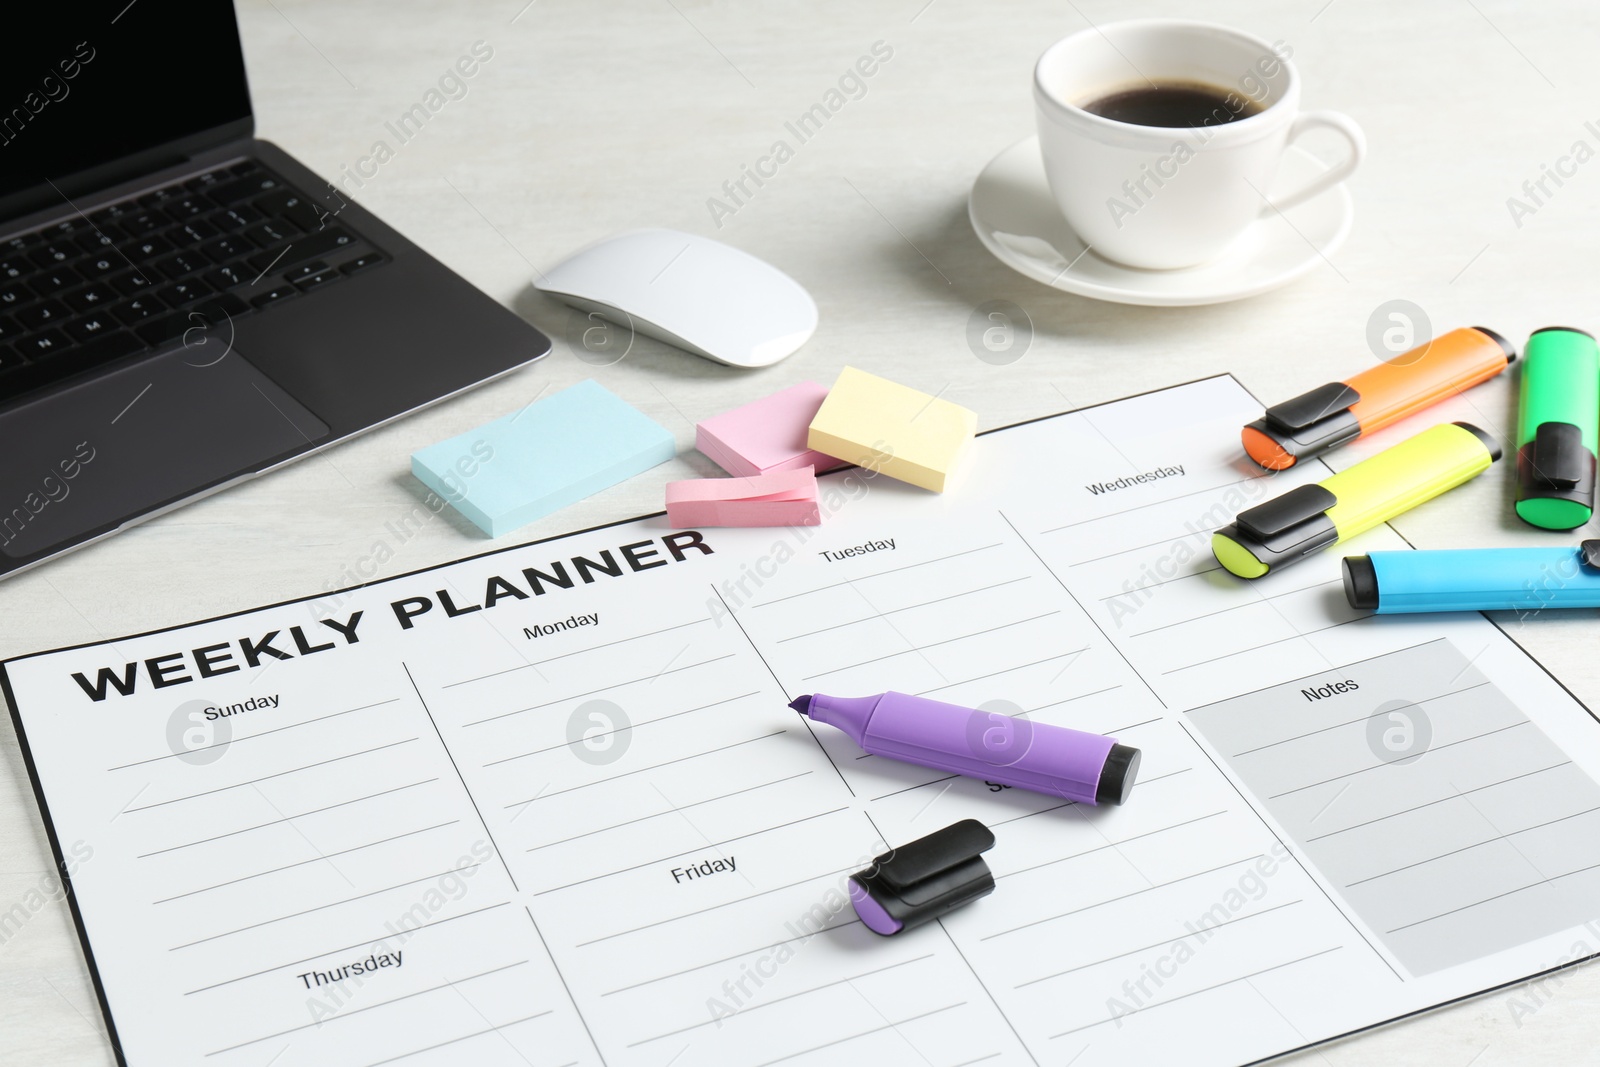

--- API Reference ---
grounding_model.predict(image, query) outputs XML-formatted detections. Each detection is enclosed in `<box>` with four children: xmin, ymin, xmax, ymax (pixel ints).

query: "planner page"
<box><xmin>9</xmin><ymin>375</ymin><xmax>1600</xmax><ymax>1067</ymax></box>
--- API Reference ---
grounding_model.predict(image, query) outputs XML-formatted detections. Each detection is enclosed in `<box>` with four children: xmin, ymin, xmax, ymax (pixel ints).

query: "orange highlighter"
<box><xmin>1242</xmin><ymin>326</ymin><xmax>1516</xmax><ymax>470</ymax></box>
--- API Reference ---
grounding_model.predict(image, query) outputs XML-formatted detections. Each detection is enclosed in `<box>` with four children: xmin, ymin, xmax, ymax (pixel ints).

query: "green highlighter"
<box><xmin>1516</xmin><ymin>326</ymin><xmax>1599</xmax><ymax>530</ymax></box>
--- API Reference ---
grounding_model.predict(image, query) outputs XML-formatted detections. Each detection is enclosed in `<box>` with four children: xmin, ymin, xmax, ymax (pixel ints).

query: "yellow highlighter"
<box><xmin>1213</xmin><ymin>422</ymin><xmax>1501</xmax><ymax>579</ymax></box>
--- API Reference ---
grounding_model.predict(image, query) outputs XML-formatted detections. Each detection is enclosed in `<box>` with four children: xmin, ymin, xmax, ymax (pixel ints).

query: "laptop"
<box><xmin>0</xmin><ymin>3</ymin><xmax>551</xmax><ymax>580</ymax></box>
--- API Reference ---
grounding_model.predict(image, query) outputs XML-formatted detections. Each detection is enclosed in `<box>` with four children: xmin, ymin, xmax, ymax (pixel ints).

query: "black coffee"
<box><xmin>1082</xmin><ymin>81</ymin><xmax>1262</xmax><ymax>129</ymax></box>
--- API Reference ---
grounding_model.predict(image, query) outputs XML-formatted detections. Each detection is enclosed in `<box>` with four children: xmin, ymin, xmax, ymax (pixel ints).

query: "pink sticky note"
<box><xmin>665</xmin><ymin>468</ymin><xmax>821</xmax><ymax>527</ymax></box>
<box><xmin>696</xmin><ymin>382</ymin><xmax>845</xmax><ymax>477</ymax></box>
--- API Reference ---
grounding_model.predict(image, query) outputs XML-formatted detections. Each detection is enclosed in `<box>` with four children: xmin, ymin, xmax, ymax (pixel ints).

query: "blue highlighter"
<box><xmin>1343</xmin><ymin>542</ymin><xmax>1600</xmax><ymax>614</ymax></box>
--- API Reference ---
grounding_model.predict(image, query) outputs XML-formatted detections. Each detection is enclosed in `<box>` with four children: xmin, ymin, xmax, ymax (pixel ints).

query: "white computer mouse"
<box><xmin>536</xmin><ymin>228</ymin><xmax>817</xmax><ymax>368</ymax></box>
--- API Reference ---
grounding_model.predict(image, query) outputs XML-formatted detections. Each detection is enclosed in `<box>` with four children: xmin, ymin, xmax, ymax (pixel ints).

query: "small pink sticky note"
<box><xmin>665</xmin><ymin>468</ymin><xmax>821</xmax><ymax>528</ymax></box>
<box><xmin>696</xmin><ymin>382</ymin><xmax>845</xmax><ymax>477</ymax></box>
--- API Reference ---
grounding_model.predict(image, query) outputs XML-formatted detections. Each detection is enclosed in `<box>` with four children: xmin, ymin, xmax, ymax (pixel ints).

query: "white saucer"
<box><xmin>968</xmin><ymin>136</ymin><xmax>1354</xmax><ymax>306</ymax></box>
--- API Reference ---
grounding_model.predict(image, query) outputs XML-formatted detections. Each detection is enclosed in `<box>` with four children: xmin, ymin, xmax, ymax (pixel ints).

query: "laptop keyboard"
<box><xmin>0</xmin><ymin>159</ymin><xmax>388</xmax><ymax>403</ymax></box>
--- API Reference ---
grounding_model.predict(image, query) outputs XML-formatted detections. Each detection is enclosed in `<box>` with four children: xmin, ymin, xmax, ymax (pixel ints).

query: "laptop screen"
<box><xmin>0</xmin><ymin>2</ymin><xmax>252</xmax><ymax>205</ymax></box>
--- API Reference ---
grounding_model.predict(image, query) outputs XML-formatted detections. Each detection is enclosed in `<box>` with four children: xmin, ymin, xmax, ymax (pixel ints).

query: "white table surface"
<box><xmin>7</xmin><ymin>1</ymin><xmax>1600</xmax><ymax>1063</ymax></box>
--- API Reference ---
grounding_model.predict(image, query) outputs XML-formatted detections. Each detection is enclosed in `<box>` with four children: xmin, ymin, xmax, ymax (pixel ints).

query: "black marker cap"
<box><xmin>1213</xmin><ymin>483</ymin><xmax>1341</xmax><ymax>578</ymax></box>
<box><xmin>1471</xmin><ymin>325</ymin><xmax>1519</xmax><ymax>363</ymax></box>
<box><xmin>1452</xmin><ymin>421</ymin><xmax>1503</xmax><ymax>462</ymax></box>
<box><xmin>1095</xmin><ymin>744</ymin><xmax>1141</xmax><ymax>806</ymax></box>
<box><xmin>1342</xmin><ymin>555</ymin><xmax>1379</xmax><ymax>610</ymax></box>
<box><xmin>1516</xmin><ymin>421</ymin><xmax>1597</xmax><ymax>527</ymax></box>
<box><xmin>1528</xmin><ymin>325</ymin><xmax>1594</xmax><ymax>342</ymax></box>
<box><xmin>849</xmin><ymin>819</ymin><xmax>996</xmax><ymax>936</ymax></box>
<box><xmin>1243</xmin><ymin>382</ymin><xmax>1363</xmax><ymax>469</ymax></box>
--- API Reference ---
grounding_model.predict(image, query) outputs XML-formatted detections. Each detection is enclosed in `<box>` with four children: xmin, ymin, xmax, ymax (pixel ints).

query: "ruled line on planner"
<box><xmin>1231</xmin><ymin>681</ymin><xmax>1496</xmax><ymax>758</ymax></box>
<box><xmin>1098</xmin><ymin>564</ymin><xmax>1223</xmax><ymax>600</ymax></box>
<box><xmin>127</xmin><ymin>738</ymin><xmax>421</xmax><ymax>812</ymax></box>
<box><xmin>802</xmin><ymin>612</ymin><xmax>1062</xmax><ymax>681</ymax></box>
<box><xmin>183</xmin><ymin>902</ymin><xmax>512</xmax><ymax>995</ymax></box>
<box><xmin>998</xmin><ymin>811</ymin><xmax>1227</xmax><ymax>882</ymax></box>
<box><xmin>600</xmin><ymin>920</ymin><xmax>863</xmax><ymax>996</ymax></box>
<box><xmin>1024</xmin><ymin>686</ymin><xmax>1125</xmax><ymax>717</ymax></box>
<box><xmin>444</xmin><ymin>617</ymin><xmax>711</xmax><ymax>687</ymax></box>
<box><xmin>750</xmin><ymin>1003</ymin><xmax>966</xmax><ymax>1067</ymax></box>
<box><xmin>1047</xmin><ymin>947</ymin><xmax>1342</xmax><ymax>1039</ymax></box>
<box><xmin>1346</xmin><ymin>805</ymin><xmax>1600</xmax><ymax>889</ymax></box>
<box><xmin>483</xmin><ymin>691</ymin><xmax>759</xmax><ymax>768</ymax></box>
<box><xmin>1070</xmin><ymin>526</ymin><xmax>1219</xmax><ymax>568</ymax></box>
<box><xmin>1039</xmin><ymin>473</ymin><xmax>1276</xmax><ymax>534</ymax></box>
<box><xmin>504</xmin><ymin>729</ymin><xmax>788</xmax><ymax>806</ymax></box>
<box><xmin>982</xmin><ymin>854</ymin><xmax>1265</xmax><ymax>941</ymax></box>
<box><xmin>518</xmin><ymin>906</ymin><xmax>607</xmax><ymax>1067</ymax></box>
<box><xmin>112</xmin><ymin>784</ymin><xmax>152</xmax><ymax>822</ymax></box>
<box><xmin>708</xmin><ymin>581</ymin><xmax>858</xmax><ymax>801</ymax></box>
<box><xmin>576</xmin><ymin>865</ymin><xmax>863</xmax><ymax>948</ymax></box>
<box><xmin>463</xmin><ymin>654</ymin><xmax>736</xmax><ymax>727</ymax></box>
<box><xmin>535</xmin><ymin>807</ymin><xmax>850</xmax><ymax>895</ymax></box>
<box><xmin>912</xmin><ymin>651</ymin><xmax>1089</xmax><ymax>697</ymax></box>
<box><xmin>997</xmin><ymin>511</ymin><xmax>1169</xmax><ymax>712</ymax></box>
<box><xmin>403</xmin><ymin>662</ymin><xmax>522</xmax><ymax>895</ymax></box>
<box><xmin>931</xmin><ymin>917</ymin><xmax>1039</xmax><ymax>1067</ymax></box>
<box><xmin>154</xmin><ymin>820</ymin><xmax>462</xmax><ymax>904</ymax></box>
<box><xmin>627</xmin><ymin>955</ymin><xmax>935</xmax><ymax>1046</ymax></box>
<box><xmin>106</xmin><ymin>697</ymin><xmax>400</xmax><ymax>771</ymax></box>
<box><xmin>986</xmin><ymin>798</ymin><xmax>1074</xmax><ymax>825</ymax></box>
<box><xmin>170</xmin><ymin>864</ymin><xmax>483</xmax><ymax>951</ymax></box>
<box><xmin>748</xmin><ymin>543</ymin><xmax>1004</xmax><ymax>609</ymax></box>
<box><xmin>1128</xmin><ymin>580</ymin><xmax>1343</xmax><ymax>639</ymax></box>
<box><xmin>137</xmin><ymin>778</ymin><xmax>440</xmax><ymax>858</ymax></box>
<box><xmin>1304</xmin><ymin>762</ymin><xmax>1573</xmax><ymax>843</ymax></box>
<box><xmin>357</xmin><ymin>1012</ymin><xmax>555</xmax><ymax>1067</ymax></box>
<box><xmin>204</xmin><ymin>959</ymin><xmax>530</xmax><ymax>1055</ymax></box>
<box><xmin>1385</xmin><ymin>858</ymin><xmax>1600</xmax><ymax>935</ymax></box>
<box><xmin>983</xmin><ymin>769</ymin><xmax>1191</xmax><ymax>829</ymax></box>
<box><xmin>1162</xmin><ymin>615</ymin><xmax>1373</xmax><ymax>675</ymax></box>
<box><xmin>870</xmin><ymin>774</ymin><xmax>960</xmax><ymax>801</ymax></box>
<box><xmin>1102</xmin><ymin>716</ymin><xmax>1164</xmax><ymax>735</ymax></box>
<box><xmin>775</xmin><ymin>577</ymin><xmax>1031</xmax><ymax>643</ymax></box>
<box><xmin>527</xmin><ymin>772</ymin><xmax>814</xmax><ymax>852</ymax></box>
<box><xmin>1172</xmin><ymin>716</ymin><xmax>1404</xmax><ymax>982</ymax></box>
<box><xmin>426</xmin><ymin>972</ymin><xmax>559</xmax><ymax>1067</ymax></box>
<box><xmin>1267</xmin><ymin>720</ymin><xmax>1532</xmax><ymax>800</ymax></box>
<box><xmin>1015</xmin><ymin>900</ymin><xmax>1302</xmax><ymax>988</ymax></box>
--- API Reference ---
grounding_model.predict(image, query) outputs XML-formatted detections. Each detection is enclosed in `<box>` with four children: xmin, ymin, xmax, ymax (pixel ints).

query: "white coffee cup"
<box><xmin>1033</xmin><ymin>20</ymin><xmax>1364</xmax><ymax>270</ymax></box>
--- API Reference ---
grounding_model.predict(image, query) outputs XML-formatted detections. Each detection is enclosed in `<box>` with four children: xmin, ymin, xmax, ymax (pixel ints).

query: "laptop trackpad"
<box><xmin>0</xmin><ymin>347</ymin><xmax>329</xmax><ymax>559</ymax></box>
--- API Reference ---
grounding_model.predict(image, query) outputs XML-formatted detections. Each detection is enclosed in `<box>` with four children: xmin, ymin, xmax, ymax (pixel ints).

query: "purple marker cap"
<box><xmin>848</xmin><ymin>879</ymin><xmax>903</xmax><ymax>935</ymax></box>
<box><xmin>849</xmin><ymin>819</ymin><xmax>995</xmax><ymax>936</ymax></box>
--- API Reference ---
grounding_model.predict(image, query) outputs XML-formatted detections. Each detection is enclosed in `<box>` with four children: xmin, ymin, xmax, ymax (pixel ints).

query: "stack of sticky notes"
<box><xmin>665</xmin><ymin>468</ymin><xmax>820</xmax><ymax>527</ymax></box>
<box><xmin>413</xmin><ymin>379</ymin><xmax>675</xmax><ymax>537</ymax></box>
<box><xmin>695</xmin><ymin>381</ymin><xmax>843</xmax><ymax>477</ymax></box>
<box><xmin>807</xmin><ymin>366</ymin><xmax>976</xmax><ymax>492</ymax></box>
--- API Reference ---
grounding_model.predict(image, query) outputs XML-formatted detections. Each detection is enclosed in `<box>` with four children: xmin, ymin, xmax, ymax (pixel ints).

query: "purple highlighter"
<box><xmin>791</xmin><ymin>691</ymin><xmax>1140</xmax><ymax>806</ymax></box>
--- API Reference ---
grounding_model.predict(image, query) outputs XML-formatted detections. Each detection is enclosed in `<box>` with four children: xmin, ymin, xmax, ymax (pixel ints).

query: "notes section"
<box><xmin>1188</xmin><ymin>639</ymin><xmax>1600</xmax><ymax>976</ymax></box>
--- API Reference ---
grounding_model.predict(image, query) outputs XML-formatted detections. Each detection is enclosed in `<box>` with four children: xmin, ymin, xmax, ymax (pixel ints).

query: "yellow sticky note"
<box><xmin>806</xmin><ymin>366</ymin><xmax>976</xmax><ymax>492</ymax></box>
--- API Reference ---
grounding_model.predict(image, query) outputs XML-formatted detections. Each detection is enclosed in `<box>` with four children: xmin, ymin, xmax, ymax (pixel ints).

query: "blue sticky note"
<box><xmin>412</xmin><ymin>379</ymin><xmax>676</xmax><ymax>537</ymax></box>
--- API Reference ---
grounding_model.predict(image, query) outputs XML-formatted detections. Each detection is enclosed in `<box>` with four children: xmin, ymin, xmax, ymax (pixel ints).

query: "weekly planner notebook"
<box><xmin>8</xmin><ymin>375</ymin><xmax>1600</xmax><ymax>1067</ymax></box>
